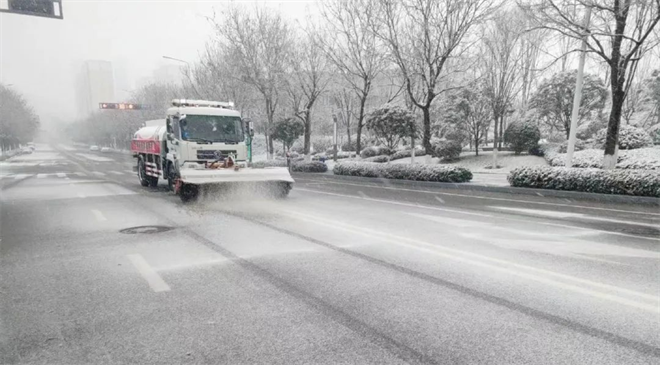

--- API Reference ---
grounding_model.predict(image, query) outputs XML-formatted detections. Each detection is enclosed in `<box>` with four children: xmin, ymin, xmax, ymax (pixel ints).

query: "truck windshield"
<box><xmin>180</xmin><ymin>115</ymin><xmax>244</xmax><ymax>143</ymax></box>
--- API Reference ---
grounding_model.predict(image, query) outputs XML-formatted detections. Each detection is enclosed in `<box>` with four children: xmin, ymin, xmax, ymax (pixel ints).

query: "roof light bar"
<box><xmin>171</xmin><ymin>99</ymin><xmax>235</xmax><ymax>109</ymax></box>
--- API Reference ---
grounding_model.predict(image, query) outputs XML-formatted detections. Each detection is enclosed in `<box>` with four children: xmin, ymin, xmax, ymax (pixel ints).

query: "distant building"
<box><xmin>76</xmin><ymin>60</ymin><xmax>115</xmax><ymax>117</ymax></box>
<box><xmin>152</xmin><ymin>64</ymin><xmax>184</xmax><ymax>85</ymax></box>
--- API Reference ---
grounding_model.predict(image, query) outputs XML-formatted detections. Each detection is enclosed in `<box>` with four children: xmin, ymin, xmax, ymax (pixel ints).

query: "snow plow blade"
<box><xmin>179</xmin><ymin>167</ymin><xmax>294</xmax><ymax>185</ymax></box>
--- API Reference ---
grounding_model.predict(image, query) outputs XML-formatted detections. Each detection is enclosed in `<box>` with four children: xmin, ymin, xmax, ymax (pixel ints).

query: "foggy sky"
<box><xmin>0</xmin><ymin>1</ymin><xmax>317</xmax><ymax>128</ymax></box>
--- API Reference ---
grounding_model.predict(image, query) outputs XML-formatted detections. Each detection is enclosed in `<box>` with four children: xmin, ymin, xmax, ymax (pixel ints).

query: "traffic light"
<box><xmin>0</xmin><ymin>0</ymin><xmax>63</xmax><ymax>19</ymax></box>
<box><xmin>99</xmin><ymin>103</ymin><xmax>147</xmax><ymax>110</ymax></box>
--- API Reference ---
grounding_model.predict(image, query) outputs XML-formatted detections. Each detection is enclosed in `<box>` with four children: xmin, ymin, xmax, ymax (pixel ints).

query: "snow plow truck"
<box><xmin>131</xmin><ymin>99</ymin><xmax>294</xmax><ymax>202</ymax></box>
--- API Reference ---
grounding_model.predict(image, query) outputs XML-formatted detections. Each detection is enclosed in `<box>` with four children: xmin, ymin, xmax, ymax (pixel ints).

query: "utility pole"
<box><xmin>566</xmin><ymin>6</ymin><xmax>592</xmax><ymax>167</ymax></box>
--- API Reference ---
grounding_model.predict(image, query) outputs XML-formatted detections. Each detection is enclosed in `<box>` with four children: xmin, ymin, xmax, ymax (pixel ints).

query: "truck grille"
<box><xmin>197</xmin><ymin>150</ymin><xmax>237</xmax><ymax>160</ymax></box>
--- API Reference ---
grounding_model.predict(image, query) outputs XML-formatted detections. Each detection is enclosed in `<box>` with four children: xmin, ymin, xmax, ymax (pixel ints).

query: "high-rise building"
<box><xmin>76</xmin><ymin>60</ymin><xmax>115</xmax><ymax>117</ymax></box>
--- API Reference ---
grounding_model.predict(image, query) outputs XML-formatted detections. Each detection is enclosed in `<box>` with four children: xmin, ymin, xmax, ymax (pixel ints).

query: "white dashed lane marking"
<box><xmin>56</xmin><ymin>173</ymin><xmax>66</xmax><ymax>178</ymax></box>
<box><xmin>127</xmin><ymin>254</ymin><xmax>171</xmax><ymax>293</ymax></box>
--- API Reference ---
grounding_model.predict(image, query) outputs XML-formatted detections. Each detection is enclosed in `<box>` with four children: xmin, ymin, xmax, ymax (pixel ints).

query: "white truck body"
<box><xmin>131</xmin><ymin>99</ymin><xmax>293</xmax><ymax>200</ymax></box>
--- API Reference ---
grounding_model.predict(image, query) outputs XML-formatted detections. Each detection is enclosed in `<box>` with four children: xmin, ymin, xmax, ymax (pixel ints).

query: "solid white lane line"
<box><xmin>295</xmin><ymin>188</ymin><xmax>493</xmax><ymax>218</ymax></box>
<box><xmin>91</xmin><ymin>209</ymin><xmax>107</xmax><ymax>222</ymax></box>
<box><xmin>295</xmin><ymin>188</ymin><xmax>660</xmax><ymax>242</ymax></box>
<box><xmin>283</xmin><ymin>210</ymin><xmax>660</xmax><ymax>312</ymax></box>
<box><xmin>37</xmin><ymin>174</ymin><xmax>48</xmax><ymax>179</ymax></box>
<box><xmin>13</xmin><ymin>174</ymin><xmax>29</xmax><ymax>180</ymax></box>
<box><xmin>297</xmin><ymin>178</ymin><xmax>660</xmax><ymax>216</ymax></box>
<box><xmin>56</xmin><ymin>173</ymin><xmax>66</xmax><ymax>178</ymax></box>
<box><xmin>92</xmin><ymin>171</ymin><xmax>105</xmax><ymax>176</ymax></box>
<box><xmin>125</xmin><ymin>170</ymin><xmax>135</xmax><ymax>174</ymax></box>
<box><xmin>127</xmin><ymin>254</ymin><xmax>171</xmax><ymax>292</ymax></box>
<box><xmin>109</xmin><ymin>171</ymin><xmax>123</xmax><ymax>175</ymax></box>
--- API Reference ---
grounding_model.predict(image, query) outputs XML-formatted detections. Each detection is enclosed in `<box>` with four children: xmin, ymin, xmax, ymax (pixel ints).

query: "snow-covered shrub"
<box><xmin>548</xmin><ymin>147</ymin><xmax>660</xmax><ymax>170</ymax></box>
<box><xmin>595</xmin><ymin>125</ymin><xmax>653</xmax><ymax>150</ymax></box>
<box><xmin>312</xmin><ymin>151</ymin><xmax>356</xmax><ymax>161</ymax></box>
<box><xmin>360</xmin><ymin>145</ymin><xmax>393</xmax><ymax>158</ymax></box>
<box><xmin>390</xmin><ymin>148</ymin><xmax>427</xmax><ymax>160</ymax></box>
<box><xmin>507</xmin><ymin>166</ymin><xmax>660</xmax><ymax>197</ymax></box>
<box><xmin>292</xmin><ymin>161</ymin><xmax>327</xmax><ymax>173</ymax></box>
<box><xmin>504</xmin><ymin>120</ymin><xmax>541</xmax><ymax>154</ymax></box>
<box><xmin>648</xmin><ymin>124</ymin><xmax>660</xmax><ymax>145</ymax></box>
<box><xmin>363</xmin><ymin>155</ymin><xmax>390</xmax><ymax>163</ymax></box>
<box><xmin>333</xmin><ymin>162</ymin><xmax>473</xmax><ymax>183</ymax></box>
<box><xmin>312</xmin><ymin>137</ymin><xmax>333</xmax><ymax>153</ymax></box>
<box><xmin>616</xmin><ymin>148</ymin><xmax>660</xmax><ymax>170</ymax></box>
<box><xmin>341</xmin><ymin>140</ymin><xmax>357</xmax><ymax>151</ymax></box>
<box><xmin>250</xmin><ymin>159</ymin><xmax>288</xmax><ymax>168</ymax></box>
<box><xmin>433</xmin><ymin>140</ymin><xmax>462</xmax><ymax>161</ymax></box>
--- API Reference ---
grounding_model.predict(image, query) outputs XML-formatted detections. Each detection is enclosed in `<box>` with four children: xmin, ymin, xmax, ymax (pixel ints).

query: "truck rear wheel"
<box><xmin>138</xmin><ymin>158</ymin><xmax>159</xmax><ymax>187</ymax></box>
<box><xmin>137</xmin><ymin>159</ymin><xmax>149</xmax><ymax>187</ymax></box>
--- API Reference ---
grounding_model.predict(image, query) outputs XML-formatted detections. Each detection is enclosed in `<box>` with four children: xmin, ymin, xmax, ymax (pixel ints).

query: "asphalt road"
<box><xmin>1</xmin><ymin>144</ymin><xmax>659</xmax><ymax>364</ymax></box>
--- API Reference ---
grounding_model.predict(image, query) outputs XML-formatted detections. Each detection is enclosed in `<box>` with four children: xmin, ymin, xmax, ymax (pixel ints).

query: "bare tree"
<box><xmin>481</xmin><ymin>8</ymin><xmax>526</xmax><ymax>166</ymax></box>
<box><xmin>524</xmin><ymin>0</ymin><xmax>660</xmax><ymax>169</ymax></box>
<box><xmin>330</xmin><ymin>87</ymin><xmax>355</xmax><ymax>147</ymax></box>
<box><xmin>286</xmin><ymin>29</ymin><xmax>331</xmax><ymax>161</ymax></box>
<box><xmin>319</xmin><ymin>0</ymin><xmax>389</xmax><ymax>154</ymax></box>
<box><xmin>375</xmin><ymin>0</ymin><xmax>497</xmax><ymax>154</ymax></box>
<box><xmin>210</xmin><ymin>5</ymin><xmax>292</xmax><ymax>158</ymax></box>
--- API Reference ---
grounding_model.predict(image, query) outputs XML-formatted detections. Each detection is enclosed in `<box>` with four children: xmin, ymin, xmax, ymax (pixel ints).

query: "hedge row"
<box><xmin>507</xmin><ymin>166</ymin><xmax>660</xmax><ymax>197</ymax></box>
<box><xmin>391</xmin><ymin>148</ymin><xmax>427</xmax><ymax>160</ymax></box>
<box><xmin>291</xmin><ymin>161</ymin><xmax>328</xmax><ymax>173</ymax></box>
<box><xmin>333</xmin><ymin>161</ymin><xmax>473</xmax><ymax>183</ymax></box>
<box><xmin>363</xmin><ymin>155</ymin><xmax>390</xmax><ymax>163</ymax></box>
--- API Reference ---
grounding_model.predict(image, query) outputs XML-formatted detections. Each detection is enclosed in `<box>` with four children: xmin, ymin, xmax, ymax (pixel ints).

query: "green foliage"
<box><xmin>595</xmin><ymin>125</ymin><xmax>653</xmax><ymax>150</ymax></box>
<box><xmin>442</xmin><ymin>84</ymin><xmax>491</xmax><ymax>152</ymax></box>
<box><xmin>530</xmin><ymin>71</ymin><xmax>607</xmax><ymax>138</ymax></box>
<box><xmin>270</xmin><ymin>117</ymin><xmax>304</xmax><ymax>151</ymax></box>
<box><xmin>360</xmin><ymin>146</ymin><xmax>393</xmax><ymax>158</ymax></box>
<box><xmin>433</xmin><ymin>140</ymin><xmax>463</xmax><ymax>161</ymax></box>
<box><xmin>334</xmin><ymin>162</ymin><xmax>473</xmax><ymax>183</ymax></box>
<box><xmin>0</xmin><ymin>84</ymin><xmax>40</xmax><ymax>150</ymax></box>
<box><xmin>365</xmin><ymin>104</ymin><xmax>416</xmax><ymax>149</ymax></box>
<box><xmin>507</xmin><ymin>166</ymin><xmax>660</xmax><ymax>197</ymax></box>
<box><xmin>503</xmin><ymin>120</ymin><xmax>541</xmax><ymax>154</ymax></box>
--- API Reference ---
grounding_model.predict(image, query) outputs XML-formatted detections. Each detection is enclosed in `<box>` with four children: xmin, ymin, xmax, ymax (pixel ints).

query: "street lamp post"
<box><xmin>162</xmin><ymin>56</ymin><xmax>202</xmax><ymax>98</ymax></box>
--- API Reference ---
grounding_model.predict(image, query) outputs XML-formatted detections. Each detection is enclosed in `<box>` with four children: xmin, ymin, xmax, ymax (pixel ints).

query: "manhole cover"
<box><xmin>119</xmin><ymin>225</ymin><xmax>174</xmax><ymax>234</ymax></box>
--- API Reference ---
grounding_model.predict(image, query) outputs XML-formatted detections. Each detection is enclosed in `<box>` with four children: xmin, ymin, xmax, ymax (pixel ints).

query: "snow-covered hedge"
<box><xmin>508</xmin><ymin>166</ymin><xmax>660</xmax><ymax>197</ymax></box>
<box><xmin>333</xmin><ymin>161</ymin><xmax>473</xmax><ymax>183</ymax></box>
<box><xmin>390</xmin><ymin>148</ymin><xmax>427</xmax><ymax>161</ymax></box>
<box><xmin>363</xmin><ymin>155</ymin><xmax>390</xmax><ymax>163</ymax></box>
<box><xmin>547</xmin><ymin>147</ymin><xmax>660</xmax><ymax>170</ymax></box>
<box><xmin>360</xmin><ymin>146</ymin><xmax>393</xmax><ymax>158</ymax></box>
<box><xmin>312</xmin><ymin>151</ymin><xmax>356</xmax><ymax>161</ymax></box>
<box><xmin>250</xmin><ymin>159</ymin><xmax>288</xmax><ymax>168</ymax></box>
<box><xmin>291</xmin><ymin>161</ymin><xmax>328</xmax><ymax>173</ymax></box>
<box><xmin>595</xmin><ymin>125</ymin><xmax>653</xmax><ymax>150</ymax></box>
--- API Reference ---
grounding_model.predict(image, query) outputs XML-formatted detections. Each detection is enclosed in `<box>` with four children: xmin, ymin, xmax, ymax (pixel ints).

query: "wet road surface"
<box><xmin>1</xmin><ymin>144</ymin><xmax>659</xmax><ymax>364</ymax></box>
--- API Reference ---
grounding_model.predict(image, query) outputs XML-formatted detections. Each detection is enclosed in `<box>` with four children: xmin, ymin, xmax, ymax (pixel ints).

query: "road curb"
<box><xmin>292</xmin><ymin>172</ymin><xmax>660</xmax><ymax>206</ymax></box>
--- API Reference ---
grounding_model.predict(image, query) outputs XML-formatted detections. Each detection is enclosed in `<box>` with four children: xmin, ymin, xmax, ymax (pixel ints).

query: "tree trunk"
<box><xmin>603</xmin><ymin>87</ymin><xmax>625</xmax><ymax>169</ymax></box>
<box><xmin>422</xmin><ymin>107</ymin><xmax>432</xmax><ymax>154</ymax></box>
<box><xmin>356</xmin><ymin>93</ymin><xmax>367</xmax><ymax>154</ymax></box>
<box><xmin>475</xmin><ymin>136</ymin><xmax>479</xmax><ymax>156</ymax></box>
<box><xmin>304</xmin><ymin>110</ymin><xmax>312</xmax><ymax>162</ymax></box>
<box><xmin>492</xmin><ymin>115</ymin><xmax>499</xmax><ymax>168</ymax></box>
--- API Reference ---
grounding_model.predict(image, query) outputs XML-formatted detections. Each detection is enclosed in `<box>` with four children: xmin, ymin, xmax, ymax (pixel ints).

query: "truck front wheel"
<box><xmin>179</xmin><ymin>183</ymin><xmax>199</xmax><ymax>203</ymax></box>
